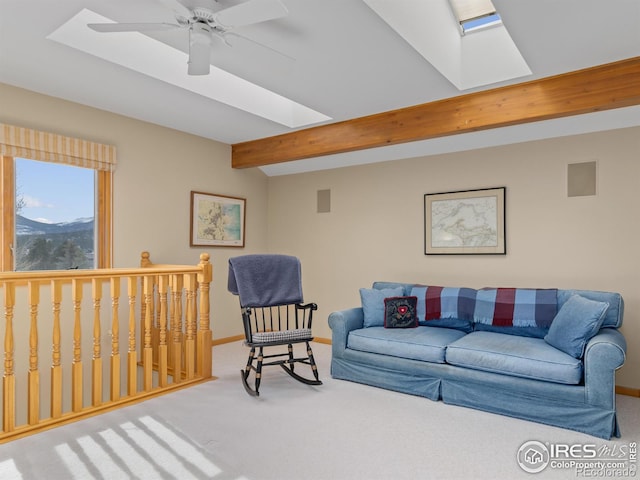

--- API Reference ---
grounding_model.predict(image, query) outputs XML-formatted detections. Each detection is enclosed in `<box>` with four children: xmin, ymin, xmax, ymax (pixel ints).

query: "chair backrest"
<box><xmin>242</xmin><ymin>303</ymin><xmax>317</xmax><ymax>344</ymax></box>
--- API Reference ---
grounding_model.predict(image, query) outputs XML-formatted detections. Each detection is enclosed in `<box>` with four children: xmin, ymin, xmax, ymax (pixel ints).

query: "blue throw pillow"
<box><xmin>544</xmin><ymin>294</ymin><xmax>609</xmax><ymax>358</ymax></box>
<box><xmin>360</xmin><ymin>287</ymin><xmax>404</xmax><ymax>327</ymax></box>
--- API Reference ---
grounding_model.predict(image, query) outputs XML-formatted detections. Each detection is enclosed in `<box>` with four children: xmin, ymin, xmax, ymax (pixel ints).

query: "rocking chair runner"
<box><xmin>228</xmin><ymin>254</ymin><xmax>322</xmax><ymax>396</ymax></box>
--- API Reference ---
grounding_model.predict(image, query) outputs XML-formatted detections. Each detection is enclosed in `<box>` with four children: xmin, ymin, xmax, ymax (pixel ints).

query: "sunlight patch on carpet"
<box><xmin>0</xmin><ymin>459</ymin><xmax>23</xmax><ymax>479</ymax></box>
<box><xmin>53</xmin><ymin>415</ymin><xmax>231</xmax><ymax>479</ymax></box>
<box><xmin>139</xmin><ymin>415</ymin><xmax>221</xmax><ymax>477</ymax></box>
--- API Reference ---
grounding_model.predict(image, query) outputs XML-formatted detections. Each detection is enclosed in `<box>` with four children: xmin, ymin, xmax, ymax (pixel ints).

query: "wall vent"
<box><xmin>317</xmin><ymin>189</ymin><xmax>331</xmax><ymax>213</ymax></box>
<box><xmin>568</xmin><ymin>161</ymin><xmax>597</xmax><ymax>197</ymax></box>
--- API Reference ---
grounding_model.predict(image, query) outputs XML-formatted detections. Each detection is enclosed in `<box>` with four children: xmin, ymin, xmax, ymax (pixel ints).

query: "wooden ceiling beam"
<box><xmin>232</xmin><ymin>57</ymin><xmax>640</xmax><ymax>169</ymax></box>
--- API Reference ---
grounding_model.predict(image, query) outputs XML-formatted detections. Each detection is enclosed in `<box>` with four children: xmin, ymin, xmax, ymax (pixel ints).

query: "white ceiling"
<box><xmin>1</xmin><ymin>0</ymin><xmax>639</xmax><ymax>176</ymax></box>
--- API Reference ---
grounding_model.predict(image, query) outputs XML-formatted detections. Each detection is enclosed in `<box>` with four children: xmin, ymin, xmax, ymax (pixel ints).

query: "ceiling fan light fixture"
<box><xmin>188</xmin><ymin>22</ymin><xmax>212</xmax><ymax>75</ymax></box>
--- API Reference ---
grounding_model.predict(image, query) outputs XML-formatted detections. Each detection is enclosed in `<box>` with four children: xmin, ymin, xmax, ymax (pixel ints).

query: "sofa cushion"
<box><xmin>445</xmin><ymin>331</ymin><xmax>583</xmax><ymax>384</ymax></box>
<box><xmin>410</xmin><ymin>286</ymin><xmax>474</xmax><ymax>332</ymax></box>
<box><xmin>544</xmin><ymin>295</ymin><xmax>609</xmax><ymax>358</ymax></box>
<box><xmin>384</xmin><ymin>296</ymin><xmax>418</xmax><ymax>328</ymax></box>
<box><xmin>473</xmin><ymin>288</ymin><xmax>557</xmax><ymax>338</ymax></box>
<box><xmin>348</xmin><ymin>326</ymin><xmax>467</xmax><ymax>364</ymax></box>
<box><xmin>360</xmin><ymin>287</ymin><xmax>404</xmax><ymax>327</ymax></box>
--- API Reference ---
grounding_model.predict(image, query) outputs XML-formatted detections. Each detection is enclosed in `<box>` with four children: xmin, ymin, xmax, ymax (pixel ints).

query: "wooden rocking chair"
<box><xmin>228</xmin><ymin>254</ymin><xmax>322</xmax><ymax>396</ymax></box>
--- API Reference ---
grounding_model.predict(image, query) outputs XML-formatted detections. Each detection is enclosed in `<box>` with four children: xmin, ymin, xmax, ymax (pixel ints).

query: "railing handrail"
<box><xmin>0</xmin><ymin>265</ymin><xmax>200</xmax><ymax>281</ymax></box>
<box><xmin>0</xmin><ymin>251</ymin><xmax>211</xmax><ymax>283</ymax></box>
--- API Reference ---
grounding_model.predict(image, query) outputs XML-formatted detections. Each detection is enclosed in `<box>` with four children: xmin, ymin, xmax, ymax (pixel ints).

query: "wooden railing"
<box><xmin>0</xmin><ymin>252</ymin><xmax>212</xmax><ymax>442</ymax></box>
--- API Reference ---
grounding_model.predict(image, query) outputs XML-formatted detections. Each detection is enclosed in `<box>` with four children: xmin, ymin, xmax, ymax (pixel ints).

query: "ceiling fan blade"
<box><xmin>88</xmin><ymin>22</ymin><xmax>181</xmax><ymax>33</ymax></box>
<box><xmin>188</xmin><ymin>23</ymin><xmax>212</xmax><ymax>75</ymax></box>
<box><xmin>222</xmin><ymin>31</ymin><xmax>295</xmax><ymax>62</ymax></box>
<box><xmin>214</xmin><ymin>0</ymin><xmax>288</xmax><ymax>28</ymax></box>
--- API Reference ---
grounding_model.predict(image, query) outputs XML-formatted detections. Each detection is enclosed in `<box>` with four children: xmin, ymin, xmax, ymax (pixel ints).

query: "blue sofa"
<box><xmin>328</xmin><ymin>282</ymin><xmax>627</xmax><ymax>439</ymax></box>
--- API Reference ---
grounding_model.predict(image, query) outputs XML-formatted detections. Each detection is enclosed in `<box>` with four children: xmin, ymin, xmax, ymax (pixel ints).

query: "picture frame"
<box><xmin>424</xmin><ymin>187</ymin><xmax>505</xmax><ymax>255</ymax></box>
<box><xmin>190</xmin><ymin>191</ymin><xmax>246</xmax><ymax>247</ymax></box>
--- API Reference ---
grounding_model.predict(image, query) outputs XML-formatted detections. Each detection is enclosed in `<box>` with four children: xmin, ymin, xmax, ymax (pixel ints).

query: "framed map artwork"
<box><xmin>424</xmin><ymin>187</ymin><xmax>505</xmax><ymax>255</ymax></box>
<box><xmin>190</xmin><ymin>191</ymin><xmax>246</xmax><ymax>247</ymax></box>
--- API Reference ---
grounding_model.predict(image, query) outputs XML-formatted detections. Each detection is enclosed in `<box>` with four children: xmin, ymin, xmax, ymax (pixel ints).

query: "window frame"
<box><xmin>1</xmin><ymin>155</ymin><xmax>112</xmax><ymax>271</ymax></box>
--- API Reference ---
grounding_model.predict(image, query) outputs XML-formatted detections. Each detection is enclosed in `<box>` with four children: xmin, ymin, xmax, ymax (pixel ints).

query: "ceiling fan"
<box><xmin>87</xmin><ymin>0</ymin><xmax>289</xmax><ymax>75</ymax></box>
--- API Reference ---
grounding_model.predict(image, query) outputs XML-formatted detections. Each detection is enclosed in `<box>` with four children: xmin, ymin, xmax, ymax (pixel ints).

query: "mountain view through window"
<box><xmin>15</xmin><ymin>158</ymin><xmax>95</xmax><ymax>271</ymax></box>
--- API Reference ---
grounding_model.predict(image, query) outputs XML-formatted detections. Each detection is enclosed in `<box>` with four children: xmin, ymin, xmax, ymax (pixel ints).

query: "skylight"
<box><xmin>448</xmin><ymin>0</ymin><xmax>502</xmax><ymax>35</ymax></box>
<box><xmin>363</xmin><ymin>0</ymin><xmax>530</xmax><ymax>90</ymax></box>
<box><xmin>460</xmin><ymin>13</ymin><xmax>502</xmax><ymax>34</ymax></box>
<box><xmin>47</xmin><ymin>9</ymin><xmax>331</xmax><ymax>129</ymax></box>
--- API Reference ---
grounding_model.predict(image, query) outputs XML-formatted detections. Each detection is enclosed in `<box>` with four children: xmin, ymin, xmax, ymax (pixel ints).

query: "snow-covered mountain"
<box><xmin>16</xmin><ymin>215</ymin><xmax>94</xmax><ymax>236</ymax></box>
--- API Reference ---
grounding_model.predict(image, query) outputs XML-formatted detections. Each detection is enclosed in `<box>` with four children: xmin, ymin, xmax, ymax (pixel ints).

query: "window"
<box><xmin>459</xmin><ymin>12</ymin><xmax>501</xmax><ymax>35</ymax></box>
<box><xmin>13</xmin><ymin>159</ymin><xmax>95</xmax><ymax>270</ymax></box>
<box><xmin>0</xmin><ymin>124</ymin><xmax>115</xmax><ymax>271</ymax></box>
<box><xmin>448</xmin><ymin>0</ymin><xmax>502</xmax><ymax>35</ymax></box>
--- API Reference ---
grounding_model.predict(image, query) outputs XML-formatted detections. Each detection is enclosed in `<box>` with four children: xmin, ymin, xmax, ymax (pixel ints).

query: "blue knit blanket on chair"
<box><xmin>228</xmin><ymin>254</ymin><xmax>304</xmax><ymax>307</ymax></box>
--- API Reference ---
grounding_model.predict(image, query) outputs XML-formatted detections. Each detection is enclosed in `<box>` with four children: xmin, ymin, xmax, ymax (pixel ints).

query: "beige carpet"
<box><xmin>0</xmin><ymin>341</ymin><xmax>638</xmax><ymax>480</ymax></box>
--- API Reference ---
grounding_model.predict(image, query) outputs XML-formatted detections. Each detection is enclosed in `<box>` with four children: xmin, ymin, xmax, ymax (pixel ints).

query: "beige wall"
<box><xmin>267</xmin><ymin>127</ymin><xmax>640</xmax><ymax>388</ymax></box>
<box><xmin>0</xmin><ymin>82</ymin><xmax>269</xmax><ymax>340</ymax></box>
<box><xmin>3</xmin><ymin>82</ymin><xmax>638</xmax><ymax>388</ymax></box>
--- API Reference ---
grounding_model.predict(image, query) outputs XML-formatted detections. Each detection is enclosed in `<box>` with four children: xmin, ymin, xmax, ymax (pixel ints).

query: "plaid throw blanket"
<box><xmin>474</xmin><ymin>288</ymin><xmax>558</xmax><ymax>328</ymax></box>
<box><xmin>425</xmin><ymin>286</ymin><xmax>477</xmax><ymax>320</ymax></box>
<box><xmin>411</xmin><ymin>285</ymin><xmax>558</xmax><ymax>329</ymax></box>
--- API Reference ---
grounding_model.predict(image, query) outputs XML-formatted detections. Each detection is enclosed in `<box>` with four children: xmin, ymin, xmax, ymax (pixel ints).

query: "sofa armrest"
<box><xmin>584</xmin><ymin>328</ymin><xmax>626</xmax><ymax>408</ymax></box>
<box><xmin>328</xmin><ymin>307</ymin><xmax>364</xmax><ymax>358</ymax></box>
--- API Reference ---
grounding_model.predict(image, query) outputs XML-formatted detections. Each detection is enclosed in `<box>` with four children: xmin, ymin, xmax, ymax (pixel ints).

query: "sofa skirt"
<box><xmin>331</xmin><ymin>357</ymin><xmax>441</xmax><ymax>401</ymax></box>
<box><xmin>442</xmin><ymin>379</ymin><xmax>619</xmax><ymax>440</ymax></box>
<box><xmin>331</xmin><ymin>352</ymin><xmax>620</xmax><ymax>440</ymax></box>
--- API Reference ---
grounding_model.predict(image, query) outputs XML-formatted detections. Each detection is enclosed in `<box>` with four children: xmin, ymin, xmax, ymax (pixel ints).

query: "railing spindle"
<box><xmin>91</xmin><ymin>279</ymin><xmax>102</xmax><ymax>407</ymax></box>
<box><xmin>127</xmin><ymin>276</ymin><xmax>137</xmax><ymax>396</ymax></box>
<box><xmin>158</xmin><ymin>275</ymin><xmax>168</xmax><ymax>387</ymax></box>
<box><xmin>50</xmin><ymin>280</ymin><xmax>63</xmax><ymax>418</ymax></box>
<box><xmin>184</xmin><ymin>274</ymin><xmax>196</xmax><ymax>380</ymax></box>
<box><xmin>27</xmin><ymin>281</ymin><xmax>39</xmax><ymax>425</ymax></box>
<box><xmin>139</xmin><ymin>276</ymin><xmax>147</xmax><ymax>365</ymax></box>
<box><xmin>152</xmin><ymin>277</ymin><xmax>159</xmax><ymax>366</ymax></box>
<box><xmin>143</xmin><ymin>276</ymin><xmax>154</xmax><ymax>391</ymax></box>
<box><xmin>110</xmin><ymin>278</ymin><xmax>120</xmax><ymax>402</ymax></box>
<box><xmin>3</xmin><ymin>282</ymin><xmax>15</xmax><ymax>432</ymax></box>
<box><xmin>171</xmin><ymin>274</ymin><xmax>183</xmax><ymax>383</ymax></box>
<box><xmin>71</xmin><ymin>279</ymin><xmax>83</xmax><ymax>412</ymax></box>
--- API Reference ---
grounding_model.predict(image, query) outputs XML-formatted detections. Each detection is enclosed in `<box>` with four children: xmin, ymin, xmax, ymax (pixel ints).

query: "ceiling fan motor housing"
<box><xmin>191</xmin><ymin>7</ymin><xmax>217</xmax><ymax>25</ymax></box>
